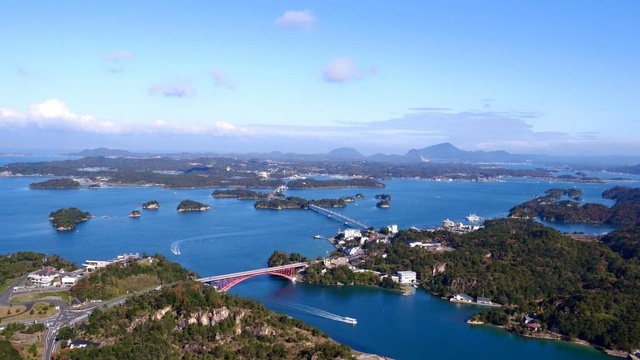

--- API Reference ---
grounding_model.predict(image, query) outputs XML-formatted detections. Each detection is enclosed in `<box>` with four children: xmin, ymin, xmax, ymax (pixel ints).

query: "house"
<box><xmin>386</xmin><ymin>224</ymin><xmax>398</xmax><ymax>234</ymax></box>
<box><xmin>476</xmin><ymin>296</ymin><xmax>492</xmax><ymax>305</ymax></box>
<box><xmin>525</xmin><ymin>322</ymin><xmax>541</xmax><ymax>331</ymax></box>
<box><xmin>451</xmin><ymin>293</ymin><xmax>473</xmax><ymax>302</ymax></box>
<box><xmin>28</xmin><ymin>266</ymin><xmax>60</xmax><ymax>286</ymax></box>
<box><xmin>397</xmin><ymin>271</ymin><xmax>417</xmax><ymax>284</ymax></box>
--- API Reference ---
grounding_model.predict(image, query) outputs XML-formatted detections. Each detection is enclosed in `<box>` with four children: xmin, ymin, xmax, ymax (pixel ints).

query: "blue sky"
<box><xmin>1</xmin><ymin>1</ymin><xmax>638</xmax><ymax>156</ymax></box>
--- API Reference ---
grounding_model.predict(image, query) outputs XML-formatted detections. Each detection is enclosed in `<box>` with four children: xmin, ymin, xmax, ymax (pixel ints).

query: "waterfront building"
<box><xmin>397</xmin><ymin>271</ymin><xmax>417</xmax><ymax>284</ymax></box>
<box><xmin>477</xmin><ymin>296</ymin><xmax>493</xmax><ymax>305</ymax></box>
<box><xmin>451</xmin><ymin>293</ymin><xmax>474</xmax><ymax>302</ymax></box>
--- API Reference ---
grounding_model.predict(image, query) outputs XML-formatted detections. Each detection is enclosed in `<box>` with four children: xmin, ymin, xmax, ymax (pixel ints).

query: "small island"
<box><xmin>376</xmin><ymin>200</ymin><xmax>390</xmax><ymax>208</ymax></box>
<box><xmin>29</xmin><ymin>178</ymin><xmax>81</xmax><ymax>189</ymax></box>
<box><xmin>142</xmin><ymin>200</ymin><xmax>159</xmax><ymax>209</ymax></box>
<box><xmin>177</xmin><ymin>199</ymin><xmax>211</xmax><ymax>212</ymax></box>
<box><xmin>128</xmin><ymin>210</ymin><xmax>141</xmax><ymax>218</ymax></box>
<box><xmin>49</xmin><ymin>207</ymin><xmax>92</xmax><ymax>231</ymax></box>
<box><xmin>355</xmin><ymin>193</ymin><xmax>365</xmax><ymax>199</ymax></box>
<box><xmin>375</xmin><ymin>194</ymin><xmax>392</xmax><ymax>200</ymax></box>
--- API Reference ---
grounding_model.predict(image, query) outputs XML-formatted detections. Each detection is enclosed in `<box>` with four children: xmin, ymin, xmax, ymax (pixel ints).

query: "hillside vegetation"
<box><xmin>71</xmin><ymin>255</ymin><xmax>195</xmax><ymax>300</ymax></box>
<box><xmin>361</xmin><ymin>218</ymin><xmax>640</xmax><ymax>351</ymax></box>
<box><xmin>56</xmin><ymin>281</ymin><xmax>353</xmax><ymax>359</ymax></box>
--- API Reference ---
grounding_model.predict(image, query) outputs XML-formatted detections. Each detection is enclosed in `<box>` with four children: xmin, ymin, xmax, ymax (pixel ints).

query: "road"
<box><xmin>1</xmin><ymin>277</ymin><xmax>116</xmax><ymax>360</ymax></box>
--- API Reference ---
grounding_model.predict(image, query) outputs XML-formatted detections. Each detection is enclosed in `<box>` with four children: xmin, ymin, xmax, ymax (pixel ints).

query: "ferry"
<box><xmin>466</xmin><ymin>213</ymin><xmax>482</xmax><ymax>222</ymax></box>
<box><xmin>342</xmin><ymin>317</ymin><xmax>358</xmax><ymax>325</ymax></box>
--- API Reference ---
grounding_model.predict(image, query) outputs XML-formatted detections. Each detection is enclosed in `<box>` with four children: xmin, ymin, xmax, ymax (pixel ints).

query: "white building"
<box><xmin>83</xmin><ymin>253</ymin><xmax>140</xmax><ymax>271</ymax></box>
<box><xmin>343</xmin><ymin>247</ymin><xmax>364</xmax><ymax>256</ymax></box>
<box><xmin>397</xmin><ymin>271</ymin><xmax>417</xmax><ymax>284</ymax></box>
<box><xmin>451</xmin><ymin>293</ymin><xmax>474</xmax><ymax>302</ymax></box>
<box><xmin>61</xmin><ymin>275</ymin><xmax>80</xmax><ymax>286</ymax></box>
<box><xmin>386</xmin><ymin>224</ymin><xmax>398</xmax><ymax>234</ymax></box>
<box><xmin>28</xmin><ymin>267</ymin><xmax>60</xmax><ymax>286</ymax></box>
<box><xmin>82</xmin><ymin>260</ymin><xmax>112</xmax><ymax>271</ymax></box>
<box><xmin>343</xmin><ymin>228</ymin><xmax>362</xmax><ymax>240</ymax></box>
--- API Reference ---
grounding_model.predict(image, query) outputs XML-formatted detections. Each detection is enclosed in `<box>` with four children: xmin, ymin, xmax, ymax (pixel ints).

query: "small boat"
<box><xmin>466</xmin><ymin>213</ymin><xmax>482</xmax><ymax>222</ymax></box>
<box><xmin>343</xmin><ymin>317</ymin><xmax>357</xmax><ymax>324</ymax></box>
<box><xmin>313</xmin><ymin>235</ymin><xmax>323</xmax><ymax>239</ymax></box>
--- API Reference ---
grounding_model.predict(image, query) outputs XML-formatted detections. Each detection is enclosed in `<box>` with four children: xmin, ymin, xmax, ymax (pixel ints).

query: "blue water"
<box><xmin>2</xmin><ymin>155</ymin><xmax>637</xmax><ymax>359</ymax></box>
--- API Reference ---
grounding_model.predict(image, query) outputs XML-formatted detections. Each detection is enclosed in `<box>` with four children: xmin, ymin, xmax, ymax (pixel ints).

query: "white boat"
<box><xmin>313</xmin><ymin>235</ymin><xmax>323</xmax><ymax>239</ymax></box>
<box><xmin>466</xmin><ymin>213</ymin><xmax>482</xmax><ymax>222</ymax></box>
<box><xmin>343</xmin><ymin>317</ymin><xmax>357</xmax><ymax>324</ymax></box>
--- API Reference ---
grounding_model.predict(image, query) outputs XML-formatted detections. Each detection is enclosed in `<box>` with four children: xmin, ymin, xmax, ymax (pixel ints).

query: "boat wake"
<box><xmin>170</xmin><ymin>235</ymin><xmax>216</xmax><ymax>255</ymax></box>
<box><xmin>278</xmin><ymin>301</ymin><xmax>357</xmax><ymax>325</ymax></box>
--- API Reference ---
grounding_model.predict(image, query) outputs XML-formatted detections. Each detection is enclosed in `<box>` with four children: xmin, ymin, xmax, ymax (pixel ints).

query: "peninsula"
<box><xmin>29</xmin><ymin>178</ymin><xmax>81</xmax><ymax>189</ymax></box>
<box><xmin>509</xmin><ymin>186</ymin><xmax>640</xmax><ymax>225</ymax></box>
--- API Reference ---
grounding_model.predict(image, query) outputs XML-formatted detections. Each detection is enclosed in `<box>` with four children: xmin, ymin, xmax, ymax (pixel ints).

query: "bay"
<box><xmin>2</xmin><ymin>155</ymin><xmax>637</xmax><ymax>359</ymax></box>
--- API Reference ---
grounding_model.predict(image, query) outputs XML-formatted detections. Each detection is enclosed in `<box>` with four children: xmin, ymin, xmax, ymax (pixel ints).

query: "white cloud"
<box><xmin>210</xmin><ymin>68</ymin><xmax>235</xmax><ymax>89</ymax></box>
<box><xmin>275</xmin><ymin>10</ymin><xmax>316</xmax><ymax>31</ymax></box>
<box><xmin>149</xmin><ymin>78</ymin><xmax>195</xmax><ymax>98</ymax></box>
<box><xmin>0</xmin><ymin>99</ymin><xmax>250</xmax><ymax>137</ymax></box>
<box><xmin>321</xmin><ymin>56</ymin><xmax>374</xmax><ymax>83</ymax></box>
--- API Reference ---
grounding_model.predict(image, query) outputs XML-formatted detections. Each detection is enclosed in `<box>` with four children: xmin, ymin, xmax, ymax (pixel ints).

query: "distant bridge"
<box><xmin>268</xmin><ymin>185</ymin><xmax>287</xmax><ymax>199</ymax></box>
<box><xmin>308</xmin><ymin>204</ymin><xmax>370</xmax><ymax>230</ymax></box>
<box><xmin>196</xmin><ymin>262</ymin><xmax>308</xmax><ymax>291</ymax></box>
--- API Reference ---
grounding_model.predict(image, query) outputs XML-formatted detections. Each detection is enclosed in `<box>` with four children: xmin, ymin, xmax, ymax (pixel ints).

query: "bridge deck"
<box><xmin>308</xmin><ymin>204</ymin><xmax>369</xmax><ymax>230</ymax></box>
<box><xmin>197</xmin><ymin>262</ymin><xmax>308</xmax><ymax>283</ymax></box>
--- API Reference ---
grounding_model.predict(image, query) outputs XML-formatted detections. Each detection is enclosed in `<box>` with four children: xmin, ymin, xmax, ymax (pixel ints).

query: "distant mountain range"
<box><xmin>65</xmin><ymin>143</ymin><xmax>640</xmax><ymax>167</ymax></box>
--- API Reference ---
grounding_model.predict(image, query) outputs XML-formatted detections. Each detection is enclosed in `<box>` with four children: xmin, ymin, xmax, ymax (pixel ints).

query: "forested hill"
<box><xmin>362</xmin><ymin>218</ymin><xmax>640</xmax><ymax>351</ymax></box>
<box><xmin>56</xmin><ymin>281</ymin><xmax>353</xmax><ymax>360</ymax></box>
<box><xmin>509</xmin><ymin>186</ymin><xmax>640</xmax><ymax>225</ymax></box>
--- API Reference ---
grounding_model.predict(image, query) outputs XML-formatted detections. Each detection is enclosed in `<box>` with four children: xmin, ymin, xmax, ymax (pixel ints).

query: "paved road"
<box><xmin>1</xmin><ymin>277</ymin><xmax>162</xmax><ymax>360</ymax></box>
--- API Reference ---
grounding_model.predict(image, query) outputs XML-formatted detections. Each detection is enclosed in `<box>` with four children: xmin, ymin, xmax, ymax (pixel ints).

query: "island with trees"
<box><xmin>177</xmin><ymin>200</ymin><xmax>210</xmax><ymax>212</ymax></box>
<box><xmin>376</xmin><ymin>200</ymin><xmax>390</xmax><ymax>208</ymax></box>
<box><xmin>374</xmin><ymin>194</ymin><xmax>392</xmax><ymax>200</ymax></box>
<box><xmin>29</xmin><ymin>178</ymin><xmax>81</xmax><ymax>189</ymax></box>
<box><xmin>128</xmin><ymin>210</ymin><xmax>141</xmax><ymax>218</ymax></box>
<box><xmin>49</xmin><ymin>207</ymin><xmax>92</xmax><ymax>231</ymax></box>
<box><xmin>142</xmin><ymin>200</ymin><xmax>159</xmax><ymax>209</ymax></box>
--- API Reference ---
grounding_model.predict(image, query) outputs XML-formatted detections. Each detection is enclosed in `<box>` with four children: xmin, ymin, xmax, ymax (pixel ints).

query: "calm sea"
<box><xmin>2</xmin><ymin>155</ymin><xmax>635</xmax><ymax>359</ymax></box>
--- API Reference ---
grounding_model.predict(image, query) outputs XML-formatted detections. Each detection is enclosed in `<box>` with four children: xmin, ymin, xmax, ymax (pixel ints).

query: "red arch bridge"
<box><xmin>196</xmin><ymin>262</ymin><xmax>309</xmax><ymax>291</ymax></box>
